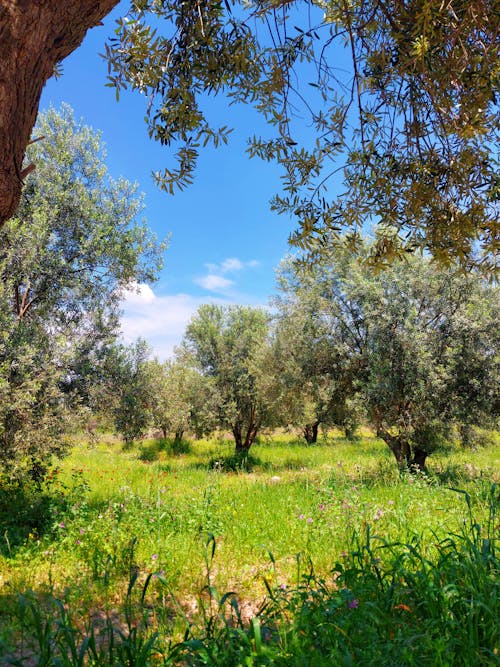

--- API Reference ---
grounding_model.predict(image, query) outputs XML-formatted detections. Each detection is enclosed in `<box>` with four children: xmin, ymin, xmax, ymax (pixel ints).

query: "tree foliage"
<box><xmin>147</xmin><ymin>359</ymin><xmax>217</xmax><ymax>441</ymax></box>
<box><xmin>111</xmin><ymin>339</ymin><xmax>155</xmax><ymax>446</ymax></box>
<box><xmin>1</xmin><ymin>1</ymin><xmax>497</xmax><ymax>273</ymax></box>
<box><xmin>0</xmin><ymin>106</ymin><xmax>164</xmax><ymax>478</ymax></box>
<box><xmin>277</xmin><ymin>246</ymin><xmax>499</xmax><ymax>468</ymax></box>
<box><xmin>105</xmin><ymin>0</ymin><xmax>499</xmax><ymax>273</ymax></box>
<box><xmin>182</xmin><ymin>304</ymin><xmax>271</xmax><ymax>452</ymax></box>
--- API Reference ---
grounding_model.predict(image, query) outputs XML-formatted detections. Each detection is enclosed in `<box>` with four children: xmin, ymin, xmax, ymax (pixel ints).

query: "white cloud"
<box><xmin>121</xmin><ymin>282</ymin><xmax>156</xmax><ymax>305</ymax></box>
<box><xmin>194</xmin><ymin>274</ymin><xmax>234</xmax><ymax>291</ymax></box>
<box><xmin>120</xmin><ymin>283</ymin><xmax>268</xmax><ymax>360</ymax></box>
<box><xmin>221</xmin><ymin>257</ymin><xmax>244</xmax><ymax>272</ymax></box>
<box><xmin>196</xmin><ymin>257</ymin><xmax>259</xmax><ymax>293</ymax></box>
<box><xmin>121</xmin><ymin>288</ymin><xmax>228</xmax><ymax>359</ymax></box>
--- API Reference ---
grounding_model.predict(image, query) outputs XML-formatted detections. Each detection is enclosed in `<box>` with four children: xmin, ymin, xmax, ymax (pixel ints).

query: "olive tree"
<box><xmin>181</xmin><ymin>304</ymin><xmax>271</xmax><ymax>453</ymax></box>
<box><xmin>147</xmin><ymin>359</ymin><xmax>217</xmax><ymax>442</ymax></box>
<box><xmin>0</xmin><ymin>106</ymin><xmax>164</xmax><ymax>478</ymax></box>
<box><xmin>111</xmin><ymin>339</ymin><xmax>155</xmax><ymax>446</ymax></box>
<box><xmin>271</xmin><ymin>254</ymin><xmax>368</xmax><ymax>442</ymax></box>
<box><xmin>282</xmin><ymin>245</ymin><xmax>499</xmax><ymax>470</ymax></box>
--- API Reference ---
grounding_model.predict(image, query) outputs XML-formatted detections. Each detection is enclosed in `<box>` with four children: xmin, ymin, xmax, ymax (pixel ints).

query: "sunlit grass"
<box><xmin>1</xmin><ymin>431</ymin><xmax>498</xmax><ymax>664</ymax></box>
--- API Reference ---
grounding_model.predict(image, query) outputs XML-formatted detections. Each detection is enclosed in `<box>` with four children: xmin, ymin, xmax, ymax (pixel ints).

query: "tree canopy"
<box><xmin>181</xmin><ymin>304</ymin><xmax>271</xmax><ymax>452</ymax></box>
<box><xmin>1</xmin><ymin>1</ymin><xmax>498</xmax><ymax>273</ymax></box>
<box><xmin>0</xmin><ymin>106</ymin><xmax>164</xmax><ymax>480</ymax></box>
<box><xmin>276</xmin><ymin>245</ymin><xmax>499</xmax><ymax>468</ymax></box>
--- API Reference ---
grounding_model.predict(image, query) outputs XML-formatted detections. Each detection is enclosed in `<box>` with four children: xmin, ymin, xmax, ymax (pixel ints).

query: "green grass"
<box><xmin>0</xmin><ymin>432</ymin><xmax>498</xmax><ymax>665</ymax></box>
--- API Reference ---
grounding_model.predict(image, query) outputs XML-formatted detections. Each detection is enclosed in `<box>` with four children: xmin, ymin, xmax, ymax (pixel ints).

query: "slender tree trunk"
<box><xmin>243</xmin><ymin>419</ymin><xmax>260</xmax><ymax>449</ymax></box>
<box><xmin>0</xmin><ymin>0</ymin><xmax>120</xmax><ymax>225</ymax></box>
<box><xmin>174</xmin><ymin>430</ymin><xmax>183</xmax><ymax>442</ymax></box>
<box><xmin>303</xmin><ymin>421</ymin><xmax>319</xmax><ymax>444</ymax></box>
<box><xmin>232</xmin><ymin>424</ymin><xmax>244</xmax><ymax>452</ymax></box>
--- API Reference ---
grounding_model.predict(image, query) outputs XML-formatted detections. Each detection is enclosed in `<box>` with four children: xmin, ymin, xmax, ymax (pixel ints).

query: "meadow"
<box><xmin>0</xmin><ymin>431</ymin><xmax>498</xmax><ymax>666</ymax></box>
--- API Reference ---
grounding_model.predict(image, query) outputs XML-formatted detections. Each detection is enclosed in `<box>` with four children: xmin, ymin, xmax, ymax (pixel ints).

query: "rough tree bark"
<box><xmin>303</xmin><ymin>421</ymin><xmax>319</xmax><ymax>444</ymax></box>
<box><xmin>0</xmin><ymin>0</ymin><xmax>120</xmax><ymax>225</ymax></box>
<box><xmin>376</xmin><ymin>426</ymin><xmax>428</xmax><ymax>472</ymax></box>
<box><xmin>232</xmin><ymin>415</ymin><xmax>261</xmax><ymax>454</ymax></box>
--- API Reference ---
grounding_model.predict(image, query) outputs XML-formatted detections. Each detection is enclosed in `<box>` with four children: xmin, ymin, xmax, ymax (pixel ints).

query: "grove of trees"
<box><xmin>0</xmin><ymin>2</ymin><xmax>498</xmax><ymax>486</ymax></box>
<box><xmin>106</xmin><ymin>247</ymin><xmax>498</xmax><ymax>471</ymax></box>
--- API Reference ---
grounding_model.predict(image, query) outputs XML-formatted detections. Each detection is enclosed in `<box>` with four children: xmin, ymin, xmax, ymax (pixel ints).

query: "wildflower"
<box><xmin>79</xmin><ymin>528</ymin><xmax>85</xmax><ymax>535</ymax></box>
<box><xmin>348</xmin><ymin>599</ymin><xmax>359</xmax><ymax>609</ymax></box>
<box><xmin>75</xmin><ymin>539</ymin><xmax>81</xmax><ymax>545</ymax></box>
<box><xmin>307</xmin><ymin>517</ymin><xmax>313</xmax><ymax>523</ymax></box>
<box><xmin>58</xmin><ymin>522</ymin><xmax>66</xmax><ymax>529</ymax></box>
<box><xmin>318</xmin><ymin>503</ymin><xmax>325</xmax><ymax>511</ymax></box>
<box><xmin>394</xmin><ymin>604</ymin><xmax>412</xmax><ymax>612</ymax></box>
<box><xmin>388</xmin><ymin>500</ymin><xmax>395</xmax><ymax>506</ymax></box>
<box><xmin>280</xmin><ymin>583</ymin><xmax>287</xmax><ymax>590</ymax></box>
<box><xmin>151</xmin><ymin>554</ymin><xmax>158</xmax><ymax>560</ymax></box>
<box><xmin>299</xmin><ymin>514</ymin><xmax>305</xmax><ymax>520</ymax></box>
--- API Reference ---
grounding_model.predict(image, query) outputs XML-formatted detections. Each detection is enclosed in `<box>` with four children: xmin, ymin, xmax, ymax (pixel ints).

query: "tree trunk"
<box><xmin>232</xmin><ymin>424</ymin><xmax>244</xmax><ymax>452</ymax></box>
<box><xmin>410</xmin><ymin>447</ymin><xmax>428</xmax><ymax>472</ymax></box>
<box><xmin>303</xmin><ymin>421</ymin><xmax>319</xmax><ymax>444</ymax></box>
<box><xmin>233</xmin><ymin>416</ymin><xmax>260</xmax><ymax>454</ymax></box>
<box><xmin>376</xmin><ymin>427</ymin><xmax>412</xmax><ymax>471</ymax></box>
<box><xmin>174</xmin><ymin>430</ymin><xmax>183</xmax><ymax>442</ymax></box>
<box><xmin>0</xmin><ymin>0</ymin><xmax>120</xmax><ymax>225</ymax></box>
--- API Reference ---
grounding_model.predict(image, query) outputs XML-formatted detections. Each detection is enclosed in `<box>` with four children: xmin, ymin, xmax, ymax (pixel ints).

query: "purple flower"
<box><xmin>58</xmin><ymin>522</ymin><xmax>65</xmax><ymax>529</ymax></box>
<box><xmin>299</xmin><ymin>514</ymin><xmax>305</xmax><ymax>520</ymax></box>
<box><xmin>348</xmin><ymin>599</ymin><xmax>359</xmax><ymax>609</ymax></box>
<box><xmin>151</xmin><ymin>554</ymin><xmax>158</xmax><ymax>560</ymax></box>
<box><xmin>318</xmin><ymin>504</ymin><xmax>325</xmax><ymax>511</ymax></box>
<box><xmin>79</xmin><ymin>528</ymin><xmax>85</xmax><ymax>535</ymax></box>
<box><xmin>307</xmin><ymin>517</ymin><xmax>313</xmax><ymax>524</ymax></box>
<box><xmin>75</xmin><ymin>539</ymin><xmax>81</xmax><ymax>545</ymax></box>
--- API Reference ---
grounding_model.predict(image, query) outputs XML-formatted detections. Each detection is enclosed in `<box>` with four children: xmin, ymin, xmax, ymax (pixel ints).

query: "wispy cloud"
<box><xmin>196</xmin><ymin>257</ymin><xmax>259</xmax><ymax>294</ymax></box>
<box><xmin>120</xmin><ymin>279</ymin><xmax>267</xmax><ymax>360</ymax></box>
<box><xmin>194</xmin><ymin>274</ymin><xmax>234</xmax><ymax>291</ymax></box>
<box><xmin>120</xmin><ymin>284</ymin><xmax>229</xmax><ymax>359</ymax></box>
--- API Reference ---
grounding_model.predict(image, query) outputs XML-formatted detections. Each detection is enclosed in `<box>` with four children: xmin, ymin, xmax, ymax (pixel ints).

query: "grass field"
<box><xmin>0</xmin><ymin>431</ymin><xmax>498</xmax><ymax>665</ymax></box>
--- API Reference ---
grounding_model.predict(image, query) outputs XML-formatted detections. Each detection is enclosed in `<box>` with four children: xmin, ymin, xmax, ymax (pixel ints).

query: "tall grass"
<box><xmin>3</xmin><ymin>485</ymin><xmax>497</xmax><ymax>665</ymax></box>
<box><xmin>0</xmin><ymin>433</ymin><xmax>498</xmax><ymax>664</ymax></box>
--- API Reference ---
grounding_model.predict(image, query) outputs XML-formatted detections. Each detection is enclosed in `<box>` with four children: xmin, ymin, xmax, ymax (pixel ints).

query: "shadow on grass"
<box><xmin>0</xmin><ymin>475</ymin><xmax>80</xmax><ymax>556</ymax></box>
<box><xmin>138</xmin><ymin>438</ymin><xmax>192</xmax><ymax>463</ymax></box>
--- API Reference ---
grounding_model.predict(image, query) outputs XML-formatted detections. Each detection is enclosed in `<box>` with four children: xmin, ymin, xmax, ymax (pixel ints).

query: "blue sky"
<box><xmin>40</xmin><ymin>2</ymin><xmax>302</xmax><ymax>358</ymax></box>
